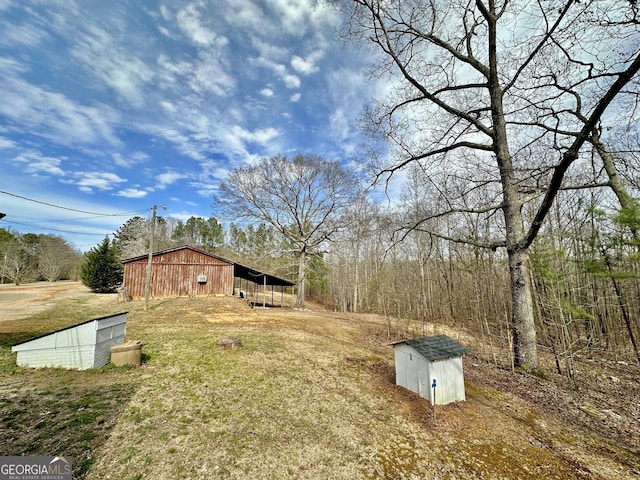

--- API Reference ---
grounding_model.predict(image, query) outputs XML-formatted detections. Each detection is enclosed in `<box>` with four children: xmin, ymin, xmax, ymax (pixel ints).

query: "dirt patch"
<box><xmin>0</xmin><ymin>282</ymin><xmax>109</xmax><ymax>322</ymax></box>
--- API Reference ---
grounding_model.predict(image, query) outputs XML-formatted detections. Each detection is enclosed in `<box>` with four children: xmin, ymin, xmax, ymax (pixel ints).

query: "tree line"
<box><xmin>0</xmin><ymin>229</ymin><xmax>82</xmax><ymax>284</ymax></box>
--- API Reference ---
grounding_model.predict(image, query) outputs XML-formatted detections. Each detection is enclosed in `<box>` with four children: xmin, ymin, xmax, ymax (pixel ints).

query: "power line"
<box><xmin>0</xmin><ymin>190</ymin><xmax>152</xmax><ymax>216</ymax></box>
<box><xmin>0</xmin><ymin>219</ymin><xmax>108</xmax><ymax>236</ymax></box>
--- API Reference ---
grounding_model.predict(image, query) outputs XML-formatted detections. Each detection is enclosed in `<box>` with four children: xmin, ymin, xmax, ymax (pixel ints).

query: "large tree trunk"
<box><xmin>295</xmin><ymin>250</ymin><xmax>307</xmax><ymax>308</ymax></box>
<box><xmin>508</xmin><ymin>248</ymin><xmax>539</xmax><ymax>371</ymax></box>
<box><xmin>485</xmin><ymin>5</ymin><xmax>539</xmax><ymax>372</ymax></box>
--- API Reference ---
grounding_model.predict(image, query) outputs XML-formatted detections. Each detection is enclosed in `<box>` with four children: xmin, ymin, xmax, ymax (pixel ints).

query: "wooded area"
<box><xmin>3</xmin><ymin>184</ymin><xmax>640</xmax><ymax>378</ymax></box>
<box><xmin>336</xmin><ymin>0</ymin><xmax>640</xmax><ymax>372</ymax></box>
<box><xmin>322</xmin><ymin>187</ymin><xmax>640</xmax><ymax>377</ymax></box>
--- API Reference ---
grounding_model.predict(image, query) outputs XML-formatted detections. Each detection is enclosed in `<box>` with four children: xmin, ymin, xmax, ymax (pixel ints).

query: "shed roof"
<box><xmin>395</xmin><ymin>335</ymin><xmax>469</xmax><ymax>361</ymax></box>
<box><xmin>122</xmin><ymin>245</ymin><xmax>295</xmax><ymax>287</ymax></box>
<box><xmin>12</xmin><ymin>312</ymin><xmax>128</xmax><ymax>347</ymax></box>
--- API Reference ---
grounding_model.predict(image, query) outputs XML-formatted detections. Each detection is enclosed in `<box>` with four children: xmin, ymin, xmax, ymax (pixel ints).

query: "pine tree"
<box><xmin>81</xmin><ymin>237</ymin><xmax>123</xmax><ymax>293</ymax></box>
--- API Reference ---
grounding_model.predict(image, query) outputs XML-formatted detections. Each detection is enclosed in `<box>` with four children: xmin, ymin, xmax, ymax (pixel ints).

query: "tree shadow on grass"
<box><xmin>0</xmin><ymin>366</ymin><xmax>140</xmax><ymax>479</ymax></box>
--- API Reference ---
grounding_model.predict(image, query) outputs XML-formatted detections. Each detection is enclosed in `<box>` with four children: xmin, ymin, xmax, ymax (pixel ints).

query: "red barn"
<box><xmin>122</xmin><ymin>245</ymin><xmax>294</xmax><ymax>301</ymax></box>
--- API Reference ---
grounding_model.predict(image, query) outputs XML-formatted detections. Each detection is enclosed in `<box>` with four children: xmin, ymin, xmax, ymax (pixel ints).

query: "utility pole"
<box><xmin>144</xmin><ymin>205</ymin><xmax>165</xmax><ymax>311</ymax></box>
<box><xmin>0</xmin><ymin>213</ymin><xmax>6</xmax><ymax>285</ymax></box>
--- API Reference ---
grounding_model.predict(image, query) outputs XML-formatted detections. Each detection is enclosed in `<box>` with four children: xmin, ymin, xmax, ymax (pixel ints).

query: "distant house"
<box><xmin>122</xmin><ymin>245</ymin><xmax>294</xmax><ymax>302</ymax></box>
<box><xmin>393</xmin><ymin>335</ymin><xmax>469</xmax><ymax>405</ymax></box>
<box><xmin>12</xmin><ymin>312</ymin><xmax>127</xmax><ymax>370</ymax></box>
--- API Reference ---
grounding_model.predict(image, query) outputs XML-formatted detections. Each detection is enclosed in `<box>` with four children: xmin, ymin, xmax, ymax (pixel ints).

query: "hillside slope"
<box><xmin>0</xmin><ymin>285</ymin><xmax>638</xmax><ymax>479</ymax></box>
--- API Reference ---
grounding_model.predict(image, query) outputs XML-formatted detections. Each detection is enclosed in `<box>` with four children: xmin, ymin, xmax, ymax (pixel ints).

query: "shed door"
<box><xmin>431</xmin><ymin>358</ymin><xmax>465</xmax><ymax>405</ymax></box>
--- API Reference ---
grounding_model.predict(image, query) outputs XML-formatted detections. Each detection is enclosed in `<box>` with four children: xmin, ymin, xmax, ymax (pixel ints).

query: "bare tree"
<box><xmin>37</xmin><ymin>235</ymin><xmax>80</xmax><ymax>282</ymax></box>
<box><xmin>217</xmin><ymin>154</ymin><xmax>362</xmax><ymax>308</ymax></box>
<box><xmin>0</xmin><ymin>241</ymin><xmax>29</xmax><ymax>285</ymax></box>
<box><xmin>114</xmin><ymin>215</ymin><xmax>173</xmax><ymax>259</ymax></box>
<box><xmin>340</xmin><ymin>0</ymin><xmax>640</xmax><ymax>371</ymax></box>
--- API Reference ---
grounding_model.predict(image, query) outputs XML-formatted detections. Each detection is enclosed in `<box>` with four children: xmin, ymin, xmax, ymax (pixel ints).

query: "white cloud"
<box><xmin>116</xmin><ymin>188</ymin><xmax>148</xmax><ymax>198</ymax></box>
<box><xmin>252</xmin><ymin>56</ymin><xmax>300</xmax><ymax>89</ymax></box>
<box><xmin>112</xmin><ymin>151</ymin><xmax>149</xmax><ymax>168</ymax></box>
<box><xmin>159</xmin><ymin>5</ymin><xmax>172</xmax><ymax>21</ymax></box>
<box><xmin>157</xmin><ymin>170</ymin><xmax>188</xmax><ymax>189</ymax></box>
<box><xmin>14</xmin><ymin>151</ymin><xmax>66</xmax><ymax>177</ymax></box>
<box><xmin>290</xmin><ymin>93</ymin><xmax>301</xmax><ymax>102</ymax></box>
<box><xmin>158</xmin><ymin>50</ymin><xmax>235</xmax><ymax>97</ymax></box>
<box><xmin>291</xmin><ymin>51</ymin><xmax>323</xmax><ymax>75</ymax></box>
<box><xmin>0</xmin><ymin>21</ymin><xmax>49</xmax><ymax>47</ymax></box>
<box><xmin>157</xmin><ymin>25</ymin><xmax>173</xmax><ymax>38</ymax></box>
<box><xmin>112</xmin><ymin>153</ymin><xmax>128</xmax><ymax>168</ymax></box>
<box><xmin>251</xmin><ymin>37</ymin><xmax>289</xmax><ymax>63</ymax></box>
<box><xmin>329</xmin><ymin>108</ymin><xmax>350</xmax><ymax>142</ymax></box>
<box><xmin>66</xmin><ymin>172</ymin><xmax>127</xmax><ymax>193</ymax></box>
<box><xmin>0</xmin><ymin>62</ymin><xmax>121</xmax><ymax>146</ymax></box>
<box><xmin>283</xmin><ymin>73</ymin><xmax>300</xmax><ymax>89</ymax></box>
<box><xmin>176</xmin><ymin>3</ymin><xmax>227</xmax><ymax>47</ymax></box>
<box><xmin>231</xmin><ymin>125</ymin><xmax>279</xmax><ymax>144</ymax></box>
<box><xmin>260</xmin><ymin>88</ymin><xmax>274</xmax><ymax>97</ymax></box>
<box><xmin>219</xmin><ymin>0</ymin><xmax>266</xmax><ymax>32</ymax></box>
<box><xmin>189</xmin><ymin>51</ymin><xmax>236</xmax><ymax>95</ymax></box>
<box><xmin>268</xmin><ymin>0</ymin><xmax>339</xmax><ymax>36</ymax></box>
<box><xmin>160</xmin><ymin>100</ymin><xmax>177</xmax><ymax>113</ymax></box>
<box><xmin>70</xmin><ymin>26</ymin><xmax>154</xmax><ymax>107</ymax></box>
<box><xmin>131</xmin><ymin>151</ymin><xmax>150</xmax><ymax>162</ymax></box>
<box><xmin>157</xmin><ymin>54</ymin><xmax>193</xmax><ymax>82</ymax></box>
<box><xmin>0</xmin><ymin>136</ymin><xmax>16</xmax><ymax>149</ymax></box>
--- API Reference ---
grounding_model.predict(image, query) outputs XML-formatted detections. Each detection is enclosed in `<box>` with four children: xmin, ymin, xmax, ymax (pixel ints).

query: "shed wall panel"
<box><xmin>16</xmin><ymin>345</ymin><xmax>95</xmax><ymax>370</ymax></box>
<box><xmin>394</xmin><ymin>347</ymin><xmax>410</xmax><ymax>390</ymax></box>
<box><xmin>394</xmin><ymin>344</ymin><xmax>466</xmax><ymax>405</ymax></box>
<box><xmin>12</xmin><ymin>313</ymin><xmax>127</xmax><ymax>370</ymax></box>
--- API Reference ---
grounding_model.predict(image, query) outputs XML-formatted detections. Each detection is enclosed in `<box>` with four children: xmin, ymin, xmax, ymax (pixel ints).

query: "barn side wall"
<box><xmin>123</xmin><ymin>249</ymin><xmax>234</xmax><ymax>299</ymax></box>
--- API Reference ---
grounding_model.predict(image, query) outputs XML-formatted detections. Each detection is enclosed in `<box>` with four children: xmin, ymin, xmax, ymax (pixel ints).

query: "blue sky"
<box><xmin>0</xmin><ymin>0</ymin><xmax>385</xmax><ymax>251</ymax></box>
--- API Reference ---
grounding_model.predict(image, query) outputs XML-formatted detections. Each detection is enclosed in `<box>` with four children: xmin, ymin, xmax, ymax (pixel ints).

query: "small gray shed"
<box><xmin>12</xmin><ymin>312</ymin><xmax>127</xmax><ymax>370</ymax></box>
<box><xmin>393</xmin><ymin>335</ymin><xmax>469</xmax><ymax>405</ymax></box>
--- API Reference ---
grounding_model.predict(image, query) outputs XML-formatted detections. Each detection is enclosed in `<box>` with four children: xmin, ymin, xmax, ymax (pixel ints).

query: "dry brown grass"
<box><xmin>1</xmin><ymin>283</ymin><xmax>638</xmax><ymax>479</ymax></box>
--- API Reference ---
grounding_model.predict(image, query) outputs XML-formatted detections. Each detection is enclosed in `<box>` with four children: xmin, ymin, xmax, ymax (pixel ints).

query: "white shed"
<box><xmin>11</xmin><ymin>312</ymin><xmax>127</xmax><ymax>370</ymax></box>
<box><xmin>393</xmin><ymin>335</ymin><xmax>469</xmax><ymax>405</ymax></box>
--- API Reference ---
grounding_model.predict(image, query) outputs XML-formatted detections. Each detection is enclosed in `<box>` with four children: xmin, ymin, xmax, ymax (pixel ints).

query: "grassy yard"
<box><xmin>1</xmin><ymin>283</ymin><xmax>638</xmax><ymax>479</ymax></box>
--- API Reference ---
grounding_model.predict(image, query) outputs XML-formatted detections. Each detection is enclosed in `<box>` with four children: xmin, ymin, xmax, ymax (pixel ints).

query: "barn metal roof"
<box><xmin>396</xmin><ymin>335</ymin><xmax>469</xmax><ymax>361</ymax></box>
<box><xmin>122</xmin><ymin>245</ymin><xmax>295</xmax><ymax>287</ymax></box>
<box><xmin>232</xmin><ymin>262</ymin><xmax>295</xmax><ymax>287</ymax></box>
